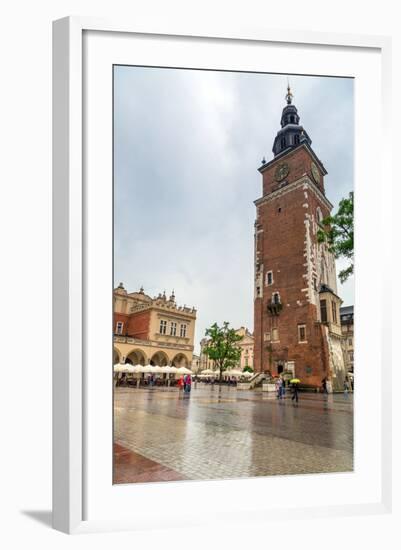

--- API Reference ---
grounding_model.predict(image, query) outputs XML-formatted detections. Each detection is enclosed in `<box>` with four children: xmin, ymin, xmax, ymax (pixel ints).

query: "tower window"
<box><xmin>159</xmin><ymin>319</ymin><xmax>167</xmax><ymax>334</ymax></box>
<box><xmin>115</xmin><ymin>321</ymin><xmax>124</xmax><ymax>335</ymax></box>
<box><xmin>256</xmin><ymin>286</ymin><xmax>260</xmax><ymax>297</ymax></box>
<box><xmin>331</xmin><ymin>301</ymin><xmax>338</xmax><ymax>324</ymax></box>
<box><xmin>180</xmin><ymin>324</ymin><xmax>187</xmax><ymax>338</ymax></box>
<box><xmin>294</xmin><ymin>134</ymin><xmax>300</xmax><ymax>145</ymax></box>
<box><xmin>281</xmin><ymin>137</ymin><xmax>286</xmax><ymax>148</ymax></box>
<box><xmin>320</xmin><ymin>300</ymin><xmax>327</xmax><ymax>323</ymax></box>
<box><xmin>290</xmin><ymin>115</ymin><xmax>295</xmax><ymax>123</ymax></box>
<box><xmin>272</xmin><ymin>292</ymin><xmax>281</xmax><ymax>305</ymax></box>
<box><xmin>298</xmin><ymin>324</ymin><xmax>307</xmax><ymax>343</ymax></box>
<box><xmin>266</xmin><ymin>271</ymin><xmax>273</xmax><ymax>286</ymax></box>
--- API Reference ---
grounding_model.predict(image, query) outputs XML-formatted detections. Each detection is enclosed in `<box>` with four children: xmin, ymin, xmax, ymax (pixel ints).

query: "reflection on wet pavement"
<box><xmin>114</xmin><ymin>386</ymin><xmax>353</xmax><ymax>484</ymax></box>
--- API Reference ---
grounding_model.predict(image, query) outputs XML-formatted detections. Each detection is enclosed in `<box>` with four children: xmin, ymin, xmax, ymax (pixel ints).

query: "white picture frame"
<box><xmin>52</xmin><ymin>16</ymin><xmax>392</xmax><ymax>534</ymax></box>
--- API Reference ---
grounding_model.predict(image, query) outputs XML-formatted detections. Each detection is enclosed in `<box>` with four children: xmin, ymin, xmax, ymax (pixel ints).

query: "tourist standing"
<box><xmin>184</xmin><ymin>374</ymin><xmax>192</xmax><ymax>394</ymax></box>
<box><xmin>275</xmin><ymin>377</ymin><xmax>282</xmax><ymax>399</ymax></box>
<box><xmin>281</xmin><ymin>376</ymin><xmax>286</xmax><ymax>398</ymax></box>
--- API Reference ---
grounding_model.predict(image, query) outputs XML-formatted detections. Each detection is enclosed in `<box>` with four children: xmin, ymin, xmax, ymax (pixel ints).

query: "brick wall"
<box><xmin>254</xmin><ymin>146</ymin><xmax>331</xmax><ymax>387</ymax></box>
<box><xmin>113</xmin><ymin>310</ymin><xmax>151</xmax><ymax>339</ymax></box>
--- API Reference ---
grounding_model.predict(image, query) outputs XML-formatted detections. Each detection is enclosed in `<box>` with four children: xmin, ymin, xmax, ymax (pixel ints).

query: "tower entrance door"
<box><xmin>276</xmin><ymin>362</ymin><xmax>285</xmax><ymax>375</ymax></box>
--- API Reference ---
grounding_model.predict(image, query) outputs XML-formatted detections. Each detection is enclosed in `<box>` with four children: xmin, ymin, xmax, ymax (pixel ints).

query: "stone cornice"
<box><xmin>254</xmin><ymin>176</ymin><xmax>333</xmax><ymax>211</ymax></box>
<box><xmin>114</xmin><ymin>335</ymin><xmax>194</xmax><ymax>351</ymax></box>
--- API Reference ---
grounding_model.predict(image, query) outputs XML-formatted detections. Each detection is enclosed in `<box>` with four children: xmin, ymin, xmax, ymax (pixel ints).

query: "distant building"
<box><xmin>191</xmin><ymin>354</ymin><xmax>201</xmax><ymax>373</ymax></box>
<box><xmin>113</xmin><ymin>283</ymin><xmax>197</xmax><ymax>367</ymax></box>
<box><xmin>340</xmin><ymin>305</ymin><xmax>354</xmax><ymax>374</ymax></box>
<box><xmin>199</xmin><ymin>327</ymin><xmax>254</xmax><ymax>372</ymax></box>
<box><xmin>235</xmin><ymin>327</ymin><xmax>255</xmax><ymax>370</ymax></box>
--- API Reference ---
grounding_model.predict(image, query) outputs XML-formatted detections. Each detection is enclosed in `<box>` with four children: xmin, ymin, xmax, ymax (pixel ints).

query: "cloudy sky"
<box><xmin>114</xmin><ymin>66</ymin><xmax>354</xmax><ymax>353</ymax></box>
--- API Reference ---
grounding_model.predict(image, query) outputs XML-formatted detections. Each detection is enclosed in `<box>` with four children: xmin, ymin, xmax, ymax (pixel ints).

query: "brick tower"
<box><xmin>253</xmin><ymin>85</ymin><xmax>346</xmax><ymax>390</ymax></box>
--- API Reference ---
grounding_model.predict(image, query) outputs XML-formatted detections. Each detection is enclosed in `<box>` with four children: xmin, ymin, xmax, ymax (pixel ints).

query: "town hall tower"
<box><xmin>253</xmin><ymin>85</ymin><xmax>346</xmax><ymax>390</ymax></box>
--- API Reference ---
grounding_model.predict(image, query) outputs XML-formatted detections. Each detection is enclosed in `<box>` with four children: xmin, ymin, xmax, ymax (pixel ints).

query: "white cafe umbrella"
<box><xmin>131</xmin><ymin>365</ymin><xmax>143</xmax><ymax>373</ymax></box>
<box><xmin>177</xmin><ymin>366</ymin><xmax>192</xmax><ymax>374</ymax></box>
<box><xmin>160</xmin><ymin>365</ymin><xmax>177</xmax><ymax>374</ymax></box>
<box><xmin>143</xmin><ymin>365</ymin><xmax>157</xmax><ymax>373</ymax></box>
<box><xmin>242</xmin><ymin>371</ymin><xmax>253</xmax><ymax>378</ymax></box>
<box><xmin>228</xmin><ymin>369</ymin><xmax>243</xmax><ymax>377</ymax></box>
<box><xmin>200</xmin><ymin>369</ymin><xmax>215</xmax><ymax>375</ymax></box>
<box><xmin>114</xmin><ymin>363</ymin><xmax>128</xmax><ymax>373</ymax></box>
<box><xmin>152</xmin><ymin>366</ymin><xmax>164</xmax><ymax>373</ymax></box>
<box><xmin>125</xmin><ymin>364</ymin><xmax>136</xmax><ymax>374</ymax></box>
<box><xmin>136</xmin><ymin>365</ymin><xmax>149</xmax><ymax>373</ymax></box>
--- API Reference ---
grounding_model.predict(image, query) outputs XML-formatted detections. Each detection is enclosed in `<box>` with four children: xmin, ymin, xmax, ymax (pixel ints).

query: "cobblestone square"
<box><xmin>114</xmin><ymin>385</ymin><xmax>353</xmax><ymax>484</ymax></box>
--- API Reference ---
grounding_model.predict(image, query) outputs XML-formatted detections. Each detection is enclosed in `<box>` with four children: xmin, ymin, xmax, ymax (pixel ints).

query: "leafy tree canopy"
<box><xmin>317</xmin><ymin>191</ymin><xmax>354</xmax><ymax>283</ymax></box>
<box><xmin>203</xmin><ymin>322</ymin><xmax>243</xmax><ymax>380</ymax></box>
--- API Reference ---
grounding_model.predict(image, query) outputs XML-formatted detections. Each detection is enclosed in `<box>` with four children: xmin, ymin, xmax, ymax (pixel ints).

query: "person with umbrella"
<box><xmin>290</xmin><ymin>378</ymin><xmax>300</xmax><ymax>403</ymax></box>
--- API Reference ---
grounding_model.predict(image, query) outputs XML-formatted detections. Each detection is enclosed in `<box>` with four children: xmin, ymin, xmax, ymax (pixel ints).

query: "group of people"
<box><xmin>178</xmin><ymin>373</ymin><xmax>192</xmax><ymax>393</ymax></box>
<box><xmin>275</xmin><ymin>377</ymin><xmax>300</xmax><ymax>402</ymax></box>
<box><xmin>275</xmin><ymin>377</ymin><xmax>286</xmax><ymax>399</ymax></box>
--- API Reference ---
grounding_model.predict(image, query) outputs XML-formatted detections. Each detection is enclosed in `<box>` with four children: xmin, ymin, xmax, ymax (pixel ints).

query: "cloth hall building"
<box><xmin>113</xmin><ymin>283</ymin><xmax>197</xmax><ymax>368</ymax></box>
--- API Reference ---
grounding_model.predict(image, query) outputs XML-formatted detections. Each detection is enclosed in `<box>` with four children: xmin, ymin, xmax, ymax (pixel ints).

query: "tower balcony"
<box><xmin>267</xmin><ymin>298</ymin><xmax>283</xmax><ymax>316</ymax></box>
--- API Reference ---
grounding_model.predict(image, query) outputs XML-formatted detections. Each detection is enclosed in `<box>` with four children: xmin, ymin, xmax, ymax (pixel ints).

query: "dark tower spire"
<box><xmin>285</xmin><ymin>82</ymin><xmax>293</xmax><ymax>104</ymax></box>
<box><xmin>272</xmin><ymin>83</ymin><xmax>312</xmax><ymax>157</ymax></box>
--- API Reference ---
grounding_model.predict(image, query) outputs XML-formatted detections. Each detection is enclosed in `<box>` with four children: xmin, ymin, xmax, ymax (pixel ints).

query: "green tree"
<box><xmin>203</xmin><ymin>322</ymin><xmax>243</xmax><ymax>382</ymax></box>
<box><xmin>317</xmin><ymin>192</ymin><xmax>354</xmax><ymax>283</ymax></box>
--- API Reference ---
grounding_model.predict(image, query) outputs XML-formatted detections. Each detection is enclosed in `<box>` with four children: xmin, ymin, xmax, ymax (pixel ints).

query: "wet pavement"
<box><xmin>114</xmin><ymin>385</ymin><xmax>353</xmax><ymax>484</ymax></box>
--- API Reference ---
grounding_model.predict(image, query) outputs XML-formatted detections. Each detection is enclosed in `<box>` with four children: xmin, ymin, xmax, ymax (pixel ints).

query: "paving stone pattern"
<box><xmin>114</xmin><ymin>386</ymin><xmax>353</xmax><ymax>482</ymax></box>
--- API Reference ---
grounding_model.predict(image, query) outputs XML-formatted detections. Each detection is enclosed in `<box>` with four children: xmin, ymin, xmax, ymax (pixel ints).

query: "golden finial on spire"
<box><xmin>285</xmin><ymin>81</ymin><xmax>293</xmax><ymax>104</ymax></box>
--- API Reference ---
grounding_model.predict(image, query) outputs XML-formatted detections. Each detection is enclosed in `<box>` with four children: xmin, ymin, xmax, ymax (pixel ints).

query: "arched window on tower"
<box><xmin>272</xmin><ymin>292</ymin><xmax>281</xmax><ymax>305</ymax></box>
<box><xmin>294</xmin><ymin>134</ymin><xmax>300</xmax><ymax>145</ymax></box>
<box><xmin>281</xmin><ymin>137</ymin><xmax>286</xmax><ymax>149</ymax></box>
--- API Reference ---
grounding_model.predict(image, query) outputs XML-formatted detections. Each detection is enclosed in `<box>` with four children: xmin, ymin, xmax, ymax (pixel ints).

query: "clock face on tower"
<box><xmin>311</xmin><ymin>162</ymin><xmax>321</xmax><ymax>184</ymax></box>
<box><xmin>274</xmin><ymin>162</ymin><xmax>290</xmax><ymax>182</ymax></box>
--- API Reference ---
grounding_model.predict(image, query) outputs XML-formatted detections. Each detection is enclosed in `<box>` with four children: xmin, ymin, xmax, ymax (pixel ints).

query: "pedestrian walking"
<box><xmin>281</xmin><ymin>377</ymin><xmax>286</xmax><ymax>398</ymax></box>
<box><xmin>291</xmin><ymin>381</ymin><xmax>299</xmax><ymax>403</ymax></box>
<box><xmin>321</xmin><ymin>377</ymin><xmax>328</xmax><ymax>394</ymax></box>
<box><xmin>178</xmin><ymin>375</ymin><xmax>185</xmax><ymax>391</ymax></box>
<box><xmin>275</xmin><ymin>377</ymin><xmax>282</xmax><ymax>399</ymax></box>
<box><xmin>343</xmin><ymin>377</ymin><xmax>350</xmax><ymax>399</ymax></box>
<box><xmin>184</xmin><ymin>374</ymin><xmax>192</xmax><ymax>394</ymax></box>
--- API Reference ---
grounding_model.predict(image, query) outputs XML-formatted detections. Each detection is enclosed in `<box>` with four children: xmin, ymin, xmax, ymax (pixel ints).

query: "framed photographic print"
<box><xmin>53</xmin><ymin>17</ymin><xmax>392</xmax><ymax>534</ymax></box>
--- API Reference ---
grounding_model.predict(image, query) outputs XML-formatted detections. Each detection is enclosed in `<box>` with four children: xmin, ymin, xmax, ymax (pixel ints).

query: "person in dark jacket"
<box><xmin>291</xmin><ymin>381</ymin><xmax>299</xmax><ymax>403</ymax></box>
